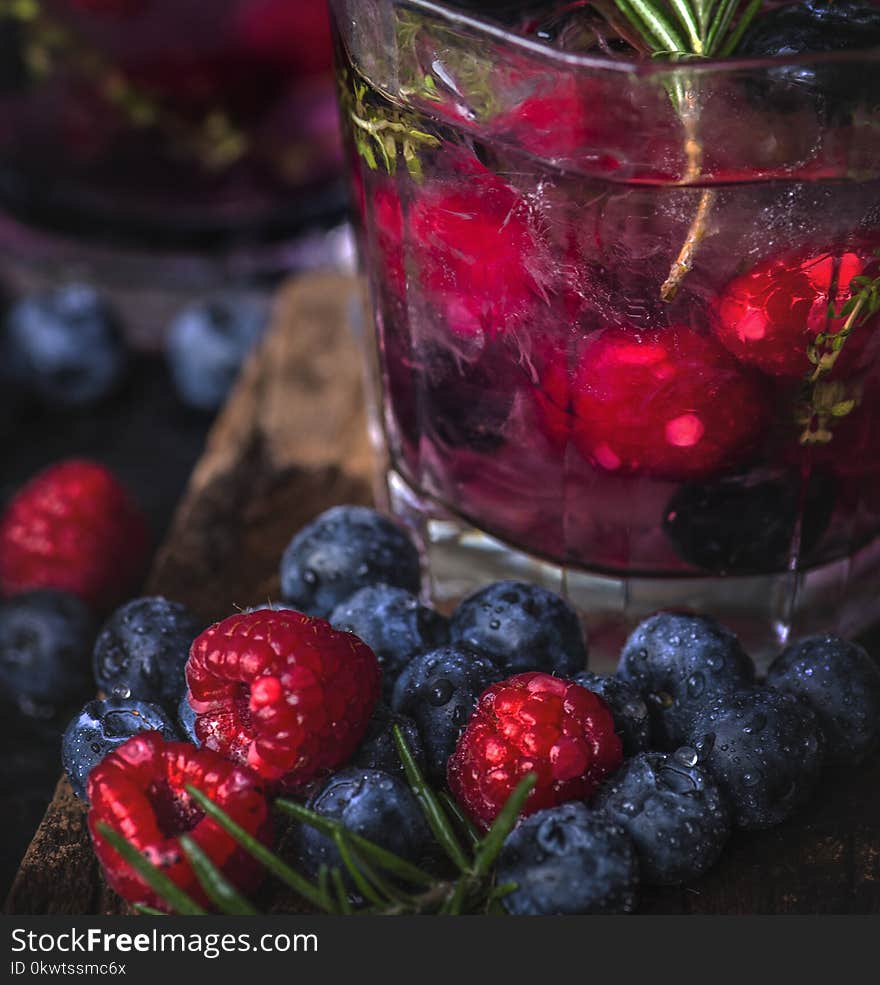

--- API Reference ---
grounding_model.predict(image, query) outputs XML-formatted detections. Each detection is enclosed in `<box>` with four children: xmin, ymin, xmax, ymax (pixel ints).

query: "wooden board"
<box><xmin>5</xmin><ymin>272</ymin><xmax>880</xmax><ymax>915</ymax></box>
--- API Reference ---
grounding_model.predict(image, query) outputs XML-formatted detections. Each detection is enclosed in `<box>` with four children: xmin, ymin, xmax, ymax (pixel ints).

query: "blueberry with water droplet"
<box><xmin>450</xmin><ymin>580</ymin><xmax>587</xmax><ymax>677</ymax></box>
<box><xmin>687</xmin><ymin>688</ymin><xmax>825</xmax><ymax>829</ymax></box>
<box><xmin>663</xmin><ymin>469</ymin><xmax>835</xmax><ymax>574</ymax></box>
<box><xmin>62</xmin><ymin>697</ymin><xmax>180</xmax><ymax>800</ymax></box>
<box><xmin>391</xmin><ymin>645</ymin><xmax>502</xmax><ymax>780</ymax></box>
<box><xmin>0</xmin><ymin>590</ymin><xmax>95</xmax><ymax>711</ymax></box>
<box><xmin>767</xmin><ymin>635</ymin><xmax>880</xmax><ymax>766</ymax></box>
<box><xmin>593</xmin><ymin>751</ymin><xmax>730</xmax><ymax>885</ymax></box>
<box><xmin>498</xmin><ymin>802</ymin><xmax>639</xmax><ymax>915</ymax></box>
<box><xmin>573</xmin><ymin>672</ymin><xmax>652</xmax><ymax>756</ymax></box>
<box><xmin>293</xmin><ymin>768</ymin><xmax>436</xmax><ymax>882</ymax></box>
<box><xmin>350</xmin><ymin>705</ymin><xmax>427</xmax><ymax>778</ymax></box>
<box><xmin>280</xmin><ymin>506</ymin><xmax>421</xmax><ymax>619</ymax></box>
<box><xmin>92</xmin><ymin>596</ymin><xmax>202</xmax><ymax>712</ymax></box>
<box><xmin>617</xmin><ymin>613</ymin><xmax>756</xmax><ymax>749</ymax></box>
<box><xmin>330</xmin><ymin>584</ymin><xmax>448</xmax><ymax>700</ymax></box>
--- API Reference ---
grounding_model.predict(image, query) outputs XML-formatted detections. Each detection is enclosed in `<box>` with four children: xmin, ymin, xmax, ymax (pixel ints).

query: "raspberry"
<box><xmin>372</xmin><ymin>184</ymin><xmax>406</xmax><ymax>296</ymax></box>
<box><xmin>0</xmin><ymin>460</ymin><xmax>150</xmax><ymax>613</ymax></box>
<box><xmin>409</xmin><ymin>171</ymin><xmax>547</xmax><ymax>340</ymax></box>
<box><xmin>88</xmin><ymin>732</ymin><xmax>271</xmax><ymax>911</ymax></box>
<box><xmin>447</xmin><ymin>672</ymin><xmax>623</xmax><ymax>830</ymax></box>
<box><xmin>714</xmin><ymin>248</ymin><xmax>879</xmax><ymax>378</ymax></box>
<box><xmin>493</xmin><ymin>76</ymin><xmax>622</xmax><ymax>169</ymax></box>
<box><xmin>186</xmin><ymin>609</ymin><xmax>381</xmax><ymax>790</ymax></box>
<box><xmin>569</xmin><ymin>326</ymin><xmax>770</xmax><ymax>479</ymax></box>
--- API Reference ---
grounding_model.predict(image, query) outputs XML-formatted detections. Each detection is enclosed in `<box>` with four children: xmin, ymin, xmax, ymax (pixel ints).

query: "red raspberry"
<box><xmin>0</xmin><ymin>459</ymin><xmax>150</xmax><ymax>613</ymax></box>
<box><xmin>187</xmin><ymin>609</ymin><xmax>381</xmax><ymax>791</ymax></box>
<box><xmin>372</xmin><ymin>183</ymin><xmax>406</xmax><ymax>296</ymax></box>
<box><xmin>88</xmin><ymin>732</ymin><xmax>271</xmax><ymax>911</ymax></box>
<box><xmin>714</xmin><ymin>248</ymin><xmax>880</xmax><ymax>378</ymax></box>
<box><xmin>494</xmin><ymin>77</ymin><xmax>621</xmax><ymax>169</ymax></box>
<box><xmin>409</xmin><ymin>170</ymin><xmax>547</xmax><ymax>340</ymax></box>
<box><xmin>448</xmin><ymin>672</ymin><xmax>623</xmax><ymax>830</ymax></box>
<box><xmin>566</xmin><ymin>326</ymin><xmax>770</xmax><ymax>480</ymax></box>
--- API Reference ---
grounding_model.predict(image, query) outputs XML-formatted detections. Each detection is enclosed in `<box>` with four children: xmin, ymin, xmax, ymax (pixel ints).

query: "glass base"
<box><xmin>386</xmin><ymin>469</ymin><xmax>880</xmax><ymax>674</ymax></box>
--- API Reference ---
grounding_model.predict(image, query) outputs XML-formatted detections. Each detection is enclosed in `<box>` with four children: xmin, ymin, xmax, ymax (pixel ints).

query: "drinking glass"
<box><xmin>332</xmin><ymin>0</ymin><xmax>880</xmax><ymax>668</ymax></box>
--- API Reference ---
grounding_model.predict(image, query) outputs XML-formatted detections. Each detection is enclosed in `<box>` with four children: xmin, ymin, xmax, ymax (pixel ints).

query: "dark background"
<box><xmin>0</xmin><ymin>355</ymin><xmax>212</xmax><ymax>896</ymax></box>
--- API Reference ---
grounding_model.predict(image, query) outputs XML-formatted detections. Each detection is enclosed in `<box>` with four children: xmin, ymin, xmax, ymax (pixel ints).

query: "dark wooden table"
<box><xmin>5</xmin><ymin>272</ymin><xmax>880</xmax><ymax>915</ymax></box>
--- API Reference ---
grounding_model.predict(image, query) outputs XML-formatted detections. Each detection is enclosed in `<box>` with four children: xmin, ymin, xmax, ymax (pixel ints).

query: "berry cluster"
<box><xmin>37</xmin><ymin>502</ymin><xmax>876</xmax><ymax>916</ymax></box>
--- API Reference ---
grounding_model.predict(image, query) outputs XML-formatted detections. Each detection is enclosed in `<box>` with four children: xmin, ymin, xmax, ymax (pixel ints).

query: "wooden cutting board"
<box><xmin>5</xmin><ymin>272</ymin><xmax>879</xmax><ymax>915</ymax></box>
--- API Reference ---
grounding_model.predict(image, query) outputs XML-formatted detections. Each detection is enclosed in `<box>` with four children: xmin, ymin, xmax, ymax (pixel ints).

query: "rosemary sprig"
<box><xmin>798</xmin><ymin>250</ymin><xmax>880</xmax><ymax>445</ymax></box>
<box><xmin>604</xmin><ymin>0</ymin><xmax>761</xmax><ymax>300</ymax></box>
<box><xmin>102</xmin><ymin>731</ymin><xmax>535</xmax><ymax>916</ymax></box>
<box><xmin>340</xmin><ymin>70</ymin><xmax>440</xmax><ymax>181</ymax></box>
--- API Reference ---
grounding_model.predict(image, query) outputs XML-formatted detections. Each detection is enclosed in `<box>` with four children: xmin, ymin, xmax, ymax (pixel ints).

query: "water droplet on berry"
<box><xmin>112</xmin><ymin>685</ymin><xmax>131</xmax><ymax>699</ymax></box>
<box><xmin>428</xmin><ymin>680</ymin><xmax>455</xmax><ymax>706</ymax></box>
<box><xmin>742</xmin><ymin>771</ymin><xmax>761</xmax><ymax>787</ymax></box>
<box><xmin>687</xmin><ymin>674</ymin><xmax>705</xmax><ymax>698</ymax></box>
<box><xmin>489</xmin><ymin>619</ymin><xmax>501</xmax><ymax>631</ymax></box>
<box><xmin>674</xmin><ymin>746</ymin><xmax>699</xmax><ymax>768</ymax></box>
<box><xmin>743</xmin><ymin>713</ymin><xmax>767</xmax><ymax>735</ymax></box>
<box><xmin>623</xmin><ymin>699</ymin><xmax>647</xmax><ymax>721</ymax></box>
<box><xmin>303</xmin><ymin>569</ymin><xmax>318</xmax><ymax>587</ymax></box>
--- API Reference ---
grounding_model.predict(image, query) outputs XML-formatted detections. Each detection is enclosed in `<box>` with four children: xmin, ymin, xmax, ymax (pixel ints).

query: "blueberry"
<box><xmin>0</xmin><ymin>590</ymin><xmax>95</xmax><ymax>710</ymax></box>
<box><xmin>663</xmin><ymin>469</ymin><xmax>835</xmax><ymax>574</ymax></box>
<box><xmin>498</xmin><ymin>803</ymin><xmax>639</xmax><ymax>915</ymax></box>
<box><xmin>738</xmin><ymin>0</ymin><xmax>880</xmax><ymax>121</ymax></box>
<box><xmin>617</xmin><ymin>613</ymin><xmax>756</xmax><ymax>749</ymax></box>
<box><xmin>165</xmin><ymin>295</ymin><xmax>267</xmax><ymax>411</ymax></box>
<box><xmin>294</xmin><ymin>768</ymin><xmax>435</xmax><ymax>880</ymax></box>
<box><xmin>350</xmin><ymin>706</ymin><xmax>427</xmax><ymax>778</ymax></box>
<box><xmin>280</xmin><ymin>506</ymin><xmax>421</xmax><ymax>619</ymax></box>
<box><xmin>330</xmin><ymin>585</ymin><xmax>448</xmax><ymax>700</ymax></box>
<box><xmin>391</xmin><ymin>645</ymin><xmax>502</xmax><ymax>780</ymax></box>
<box><xmin>572</xmin><ymin>672</ymin><xmax>652</xmax><ymax>756</ymax></box>
<box><xmin>62</xmin><ymin>698</ymin><xmax>180</xmax><ymax>801</ymax></box>
<box><xmin>688</xmin><ymin>688</ymin><xmax>825</xmax><ymax>829</ymax></box>
<box><xmin>92</xmin><ymin>597</ymin><xmax>202</xmax><ymax>711</ymax></box>
<box><xmin>593</xmin><ymin>750</ymin><xmax>730</xmax><ymax>885</ymax></box>
<box><xmin>177</xmin><ymin>690</ymin><xmax>199</xmax><ymax>745</ymax></box>
<box><xmin>766</xmin><ymin>635</ymin><xmax>880</xmax><ymax>766</ymax></box>
<box><xmin>2</xmin><ymin>285</ymin><xmax>127</xmax><ymax>408</ymax></box>
<box><xmin>450</xmin><ymin>580</ymin><xmax>587</xmax><ymax>678</ymax></box>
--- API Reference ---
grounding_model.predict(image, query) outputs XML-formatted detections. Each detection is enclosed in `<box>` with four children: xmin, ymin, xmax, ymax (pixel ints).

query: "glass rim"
<box><xmin>390</xmin><ymin>0</ymin><xmax>880</xmax><ymax>76</ymax></box>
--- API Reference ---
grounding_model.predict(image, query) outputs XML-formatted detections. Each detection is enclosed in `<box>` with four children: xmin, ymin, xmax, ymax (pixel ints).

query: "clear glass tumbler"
<box><xmin>332</xmin><ymin>0</ymin><xmax>880</xmax><ymax>669</ymax></box>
